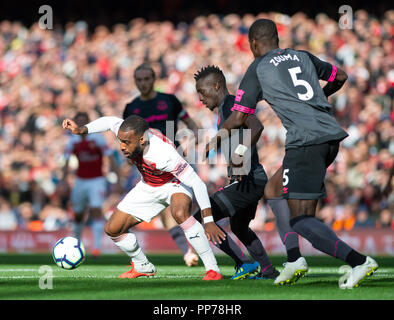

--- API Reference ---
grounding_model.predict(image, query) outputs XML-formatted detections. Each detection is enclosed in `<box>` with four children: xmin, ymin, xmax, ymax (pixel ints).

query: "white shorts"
<box><xmin>117</xmin><ymin>180</ymin><xmax>193</xmax><ymax>222</ymax></box>
<box><xmin>71</xmin><ymin>177</ymin><xmax>107</xmax><ymax>213</ymax></box>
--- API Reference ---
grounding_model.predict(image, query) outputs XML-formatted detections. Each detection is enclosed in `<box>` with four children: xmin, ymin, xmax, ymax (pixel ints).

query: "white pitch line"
<box><xmin>0</xmin><ymin>269</ymin><xmax>37</xmax><ymax>272</ymax></box>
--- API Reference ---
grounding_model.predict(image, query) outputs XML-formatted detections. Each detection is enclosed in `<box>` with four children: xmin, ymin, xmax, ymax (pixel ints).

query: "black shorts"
<box><xmin>282</xmin><ymin>141</ymin><xmax>339</xmax><ymax>200</ymax></box>
<box><xmin>211</xmin><ymin>166</ymin><xmax>267</xmax><ymax>219</ymax></box>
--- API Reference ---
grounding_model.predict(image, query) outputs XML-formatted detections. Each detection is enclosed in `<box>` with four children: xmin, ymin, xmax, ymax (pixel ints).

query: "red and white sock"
<box><xmin>180</xmin><ymin>216</ymin><xmax>220</xmax><ymax>273</ymax></box>
<box><xmin>111</xmin><ymin>232</ymin><xmax>149</xmax><ymax>268</ymax></box>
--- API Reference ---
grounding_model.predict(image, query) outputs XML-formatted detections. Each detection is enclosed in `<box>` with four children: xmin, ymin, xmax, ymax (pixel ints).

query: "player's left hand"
<box><xmin>62</xmin><ymin>119</ymin><xmax>85</xmax><ymax>135</ymax></box>
<box><xmin>62</xmin><ymin>119</ymin><xmax>88</xmax><ymax>135</ymax></box>
<box><xmin>204</xmin><ymin>222</ymin><xmax>226</xmax><ymax>245</ymax></box>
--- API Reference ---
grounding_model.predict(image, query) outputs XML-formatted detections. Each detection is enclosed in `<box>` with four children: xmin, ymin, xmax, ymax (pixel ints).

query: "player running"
<box><xmin>62</xmin><ymin>112</ymin><xmax>119</xmax><ymax>258</ymax></box>
<box><xmin>123</xmin><ymin>63</ymin><xmax>200</xmax><ymax>267</ymax></box>
<box><xmin>193</xmin><ymin>65</ymin><xmax>280</xmax><ymax>280</ymax></box>
<box><xmin>62</xmin><ymin>115</ymin><xmax>224</xmax><ymax>280</ymax></box>
<box><xmin>205</xmin><ymin>19</ymin><xmax>378</xmax><ymax>288</ymax></box>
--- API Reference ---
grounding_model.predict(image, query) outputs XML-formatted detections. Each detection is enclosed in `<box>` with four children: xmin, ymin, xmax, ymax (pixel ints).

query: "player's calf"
<box><xmin>179</xmin><ymin>215</ymin><xmax>222</xmax><ymax>279</ymax></box>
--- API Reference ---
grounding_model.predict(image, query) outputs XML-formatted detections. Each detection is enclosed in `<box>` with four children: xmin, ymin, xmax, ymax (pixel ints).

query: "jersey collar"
<box><xmin>260</xmin><ymin>47</ymin><xmax>281</xmax><ymax>59</ymax></box>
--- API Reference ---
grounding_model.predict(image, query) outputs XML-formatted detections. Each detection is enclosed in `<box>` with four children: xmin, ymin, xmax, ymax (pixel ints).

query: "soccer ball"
<box><xmin>52</xmin><ymin>236</ymin><xmax>86</xmax><ymax>270</ymax></box>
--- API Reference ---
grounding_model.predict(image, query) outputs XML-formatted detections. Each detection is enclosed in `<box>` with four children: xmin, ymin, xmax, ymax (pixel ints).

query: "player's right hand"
<box><xmin>62</xmin><ymin>119</ymin><xmax>83</xmax><ymax>134</ymax></box>
<box><xmin>204</xmin><ymin>222</ymin><xmax>226</xmax><ymax>245</ymax></box>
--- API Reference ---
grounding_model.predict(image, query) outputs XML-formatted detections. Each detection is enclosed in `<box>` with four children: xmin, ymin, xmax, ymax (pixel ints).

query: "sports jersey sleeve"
<box><xmin>157</xmin><ymin>145</ymin><xmax>211</xmax><ymax>210</ymax></box>
<box><xmin>85</xmin><ymin>116</ymin><xmax>124</xmax><ymax>136</ymax></box>
<box><xmin>231</xmin><ymin>59</ymin><xmax>262</xmax><ymax>115</ymax></box>
<box><xmin>303</xmin><ymin>51</ymin><xmax>337</xmax><ymax>82</ymax></box>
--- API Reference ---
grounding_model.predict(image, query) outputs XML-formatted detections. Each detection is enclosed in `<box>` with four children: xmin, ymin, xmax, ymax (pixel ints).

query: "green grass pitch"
<box><xmin>0</xmin><ymin>253</ymin><xmax>393</xmax><ymax>300</ymax></box>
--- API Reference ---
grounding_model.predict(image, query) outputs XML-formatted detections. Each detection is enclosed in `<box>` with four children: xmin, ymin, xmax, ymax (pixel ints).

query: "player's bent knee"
<box><xmin>171</xmin><ymin>209</ymin><xmax>190</xmax><ymax>224</ymax></box>
<box><xmin>104</xmin><ymin>221</ymin><xmax>122</xmax><ymax>238</ymax></box>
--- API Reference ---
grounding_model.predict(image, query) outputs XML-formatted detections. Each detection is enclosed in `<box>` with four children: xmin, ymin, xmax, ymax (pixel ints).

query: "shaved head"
<box><xmin>248</xmin><ymin>19</ymin><xmax>279</xmax><ymax>46</ymax></box>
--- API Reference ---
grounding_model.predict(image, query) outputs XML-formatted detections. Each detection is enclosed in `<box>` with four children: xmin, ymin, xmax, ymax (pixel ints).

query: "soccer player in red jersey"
<box><xmin>62</xmin><ymin>115</ymin><xmax>224</xmax><ymax>280</ymax></box>
<box><xmin>123</xmin><ymin>63</ymin><xmax>200</xmax><ymax>267</ymax></box>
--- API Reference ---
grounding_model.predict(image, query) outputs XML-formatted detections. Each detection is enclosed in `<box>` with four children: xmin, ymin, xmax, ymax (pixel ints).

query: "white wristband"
<box><xmin>203</xmin><ymin>216</ymin><xmax>214</xmax><ymax>224</ymax></box>
<box><xmin>234</xmin><ymin>144</ymin><xmax>248</xmax><ymax>156</ymax></box>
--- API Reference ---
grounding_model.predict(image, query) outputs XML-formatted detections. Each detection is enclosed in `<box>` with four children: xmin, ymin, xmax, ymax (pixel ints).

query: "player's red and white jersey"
<box><xmin>105</xmin><ymin>118</ymin><xmax>191</xmax><ymax>187</ymax></box>
<box><xmin>129</xmin><ymin>128</ymin><xmax>191</xmax><ymax>187</ymax></box>
<box><xmin>86</xmin><ymin>116</ymin><xmax>211</xmax><ymax>210</ymax></box>
<box><xmin>65</xmin><ymin>134</ymin><xmax>112</xmax><ymax>179</ymax></box>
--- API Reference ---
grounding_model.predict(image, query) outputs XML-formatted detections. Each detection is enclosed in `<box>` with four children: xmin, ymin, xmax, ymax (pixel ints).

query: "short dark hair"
<box><xmin>74</xmin><ymin>111</ymin><xmax>89</xmax><ymax>121</ymax></box>
<box><xmin>119</xmin><ymin>115</ymin><xmax>149</xmax><ymax>136</ymax></box>
<box><xmin>134</xmin><ymin>63</ymin><xmax>155</xmax><ymax>78</ymax></box>
<box><xmin>194</xmin><ymin>65</ymin><xmax>226</xmax><ymax>86</ymax></box>
<box><xmin>248</xmin><ymin>19</ymin><xmax>279</xmax><ymax>45</ymax></box>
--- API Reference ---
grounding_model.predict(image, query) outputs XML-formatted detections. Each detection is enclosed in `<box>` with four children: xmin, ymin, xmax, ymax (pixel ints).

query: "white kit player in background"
<box><xmin>62</xmin><ymin>112</ymin><xmax>120</xmax><ymax>258</ymax></box>
<box><xmin>62</xmin><ymin>114</ymin><xmax>225</xmax><ymax>280</ymax></box>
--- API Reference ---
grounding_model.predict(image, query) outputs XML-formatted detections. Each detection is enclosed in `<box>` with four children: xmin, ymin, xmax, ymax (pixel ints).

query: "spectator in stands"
<box><xmin>375</xmin><ymin>208</ymin><xmax>393</xmax><ymax>229</ymax></box>
<box><xmin>16</xmin><ymin>202</ymin><xmax>43</xmax><ymax>231</ymax></box>
<box><xmin>0</xmin><ymin>197</ymin><xmax>18</xmax><ymax>230</ymax></box>
<box><xmin>354</xmin><ymin>206</ymin><xmax>375</xmax><ymax>228</ymax></box>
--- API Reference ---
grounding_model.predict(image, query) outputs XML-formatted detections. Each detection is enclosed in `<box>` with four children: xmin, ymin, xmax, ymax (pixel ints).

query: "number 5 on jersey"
<box><xmin>283</xmin><ymin>168</ymin><xmax>289</xmax><ymax>195</ymax></box>
<box><xmin>288</xmin><ymin>67</ymin><xmax>314</xmax><ymax>101</ymax></box>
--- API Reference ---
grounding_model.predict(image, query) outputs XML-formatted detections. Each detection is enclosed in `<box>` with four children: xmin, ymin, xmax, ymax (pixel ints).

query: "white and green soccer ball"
<box><xmin>52</xmin><ymin>236</ymin><xmax>86</xmax><ymax>270</ymax></box>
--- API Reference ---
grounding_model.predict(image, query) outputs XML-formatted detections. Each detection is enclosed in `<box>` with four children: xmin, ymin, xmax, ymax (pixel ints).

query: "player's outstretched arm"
<box><xmin>323</xmin><ymin>67</ymin><xmax>348</xmax><ymax>97</ymax></box>
<box><xmin>63</xmin><ymin>116</ymin><xmax>123</xmax><ymax>136</ymax></box>
<box><xmin>62</xmin><ymin>119</ymin><xmax>88</xmax><ymax>135</ymax></box>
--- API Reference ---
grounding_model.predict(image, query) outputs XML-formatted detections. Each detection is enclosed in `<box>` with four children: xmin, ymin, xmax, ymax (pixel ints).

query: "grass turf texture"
<box><xmin>0</xmin><ymin>253</ymin><xmax>393</xmax><ymax>300</ymax></box>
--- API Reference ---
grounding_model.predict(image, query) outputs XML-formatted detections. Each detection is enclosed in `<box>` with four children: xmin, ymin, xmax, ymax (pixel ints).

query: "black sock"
<box><xmin>345</xmin><ymin>250</ymin><xmax>367</xmax><ymax>268</ymax></box>
<box><xmin>290</xmin><ymin>215</ymin><xmax>354</xmax><ymax>262</ymax></box>
<box><xmin>215</xmin><ymin>224</ymin><xmax>251</xmax><ymax>266</ymax></box>
<box><xmin>287</xmin><ymin>247</ymin><xmax>302</xmax><ymax>262</ymax></box>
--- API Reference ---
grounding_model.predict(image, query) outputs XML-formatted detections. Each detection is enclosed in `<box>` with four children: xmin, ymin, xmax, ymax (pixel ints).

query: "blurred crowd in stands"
<box><xmin>0</xmin><ymin>9</ymin><xmax>393</xmax><ymax>233</ymax></box>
